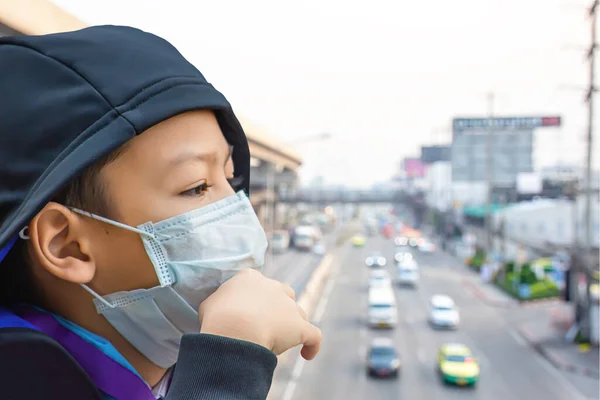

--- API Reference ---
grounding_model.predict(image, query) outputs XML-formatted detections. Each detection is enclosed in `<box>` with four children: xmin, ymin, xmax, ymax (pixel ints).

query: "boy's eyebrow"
<box><xmin>167</xmin><ymin>144</ymin><xmax>233</xmax><ymax>169</ymax></box>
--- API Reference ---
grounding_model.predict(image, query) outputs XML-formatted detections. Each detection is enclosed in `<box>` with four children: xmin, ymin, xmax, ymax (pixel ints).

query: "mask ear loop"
<box><xmin>19</xmin><ymin>227</ymin><xmax>30</xmax><ymax>240</ymax></box>
<box><xmin>68</xmin><ymin>208</ymin><xmax>157</xmax><ymax>310</ymax></box>
<box><xmin>80</xmin><ymin>283</ymin><xmax>116</xmax><ymax>309</ymax></box>
<box><xmin>68</xmin><ymin>207</ymin><xmax>154</xmax><ymax>239</ymax></box>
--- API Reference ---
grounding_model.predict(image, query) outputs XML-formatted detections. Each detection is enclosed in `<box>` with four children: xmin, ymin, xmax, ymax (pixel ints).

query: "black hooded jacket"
<box><xmin>0</xmin><ymin>26</ymin><xmax>276</xmax><ymax>399</ymax></box>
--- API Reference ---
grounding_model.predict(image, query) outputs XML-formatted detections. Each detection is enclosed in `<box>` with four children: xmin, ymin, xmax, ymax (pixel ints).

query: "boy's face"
<box><xmin>76</xmin><ymin>110</ymin><xmax>236</xmax><ymax>294</ymax></box>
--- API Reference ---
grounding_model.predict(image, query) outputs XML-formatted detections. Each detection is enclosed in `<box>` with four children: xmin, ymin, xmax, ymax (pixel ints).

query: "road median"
<box><xmin>276</xmin><ymin>221</ymin><xmax>359</xmax><ymax>364</ymax></box>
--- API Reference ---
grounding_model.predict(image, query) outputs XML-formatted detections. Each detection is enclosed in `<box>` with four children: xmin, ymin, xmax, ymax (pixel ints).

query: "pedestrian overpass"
<box><xmin>278</xmin><ymin>189</ymin><xmax>410</xmax><ymax>204</ymax></box>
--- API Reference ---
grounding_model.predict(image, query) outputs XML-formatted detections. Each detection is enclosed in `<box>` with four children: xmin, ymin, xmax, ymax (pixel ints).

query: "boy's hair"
<box><xmin>0</xmin><ymin>146</ymin><xmax>127</xmax><ymax>306</ymax></box>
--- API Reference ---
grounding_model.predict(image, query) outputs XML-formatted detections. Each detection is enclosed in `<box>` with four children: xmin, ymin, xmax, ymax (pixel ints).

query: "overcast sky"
<box><xmin>52</xmin><ymin>0</ymin><xmax>597</xmax><ymax>187</ymax></box>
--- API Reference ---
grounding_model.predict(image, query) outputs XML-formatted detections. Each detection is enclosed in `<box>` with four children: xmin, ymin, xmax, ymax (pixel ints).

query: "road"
<box><xmin>262</xmin><ymin>227</ymin><xmax>341</xmax><ymax>297</ymax></box>
<box><xmin>271</xmin><ymin>235</ymin><xmax>593</xmax><ymax>400</ymax></box>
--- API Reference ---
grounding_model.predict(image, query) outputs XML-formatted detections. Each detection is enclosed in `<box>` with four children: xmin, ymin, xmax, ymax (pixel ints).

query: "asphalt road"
<box><xmin>262</xmin><ymin>227</ymin><xmax>341</xmax><ymax>296</ymax></box>
<box><xmin>271</xmin><ymin>235</ymin><xmax>592</xmax><ymax>400</ymax></box>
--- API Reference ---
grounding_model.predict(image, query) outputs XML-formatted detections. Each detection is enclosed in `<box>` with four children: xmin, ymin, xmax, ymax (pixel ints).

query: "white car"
<box><xmin>394</xmin><ymin>252</ymin><xmax>412</xmax><ymax>264</ymax></box>
<box><xmin>418</xmin><ymin>240</ymin><xmax>436</xmax><ymax>253</ymax></box>
<box><xmin>397</xmin><ymin>259</ymin><xmax>419</xmax><ymax>287</ymax></box>
<box><xmin>394</xmin><ymin>236</ymin><xmax>408</xmax><ymax>246</ymax></box>
<box><xmin>366</xmin><ymin>254</ymin><xmax>387</xmax><ymax>268</ymax></box>
<box><xmin>429</xmin><ymin>295</ymin><xmax>460</xmax><ymax>329</ymax></box>
<box><xmin>369</xmin><ymin>270</ymin><xmax>392</xmax><ymax>288</ymax></box>
<box><xmin>368</xmin><ymin>287</ymin><xmax>398</xmax><ymax>328</ymax></box>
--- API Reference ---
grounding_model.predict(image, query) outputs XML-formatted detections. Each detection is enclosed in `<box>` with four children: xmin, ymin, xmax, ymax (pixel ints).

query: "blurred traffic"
<box><xmin>268</xmin><ymin>206</ymin><xmax>599</xmax><ymax>400</ymax></box>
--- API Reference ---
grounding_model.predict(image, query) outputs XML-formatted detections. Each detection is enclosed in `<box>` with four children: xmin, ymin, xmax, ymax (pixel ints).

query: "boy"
<box><xmin>0</xmin><ymin>25</ymin><xmax>321</xmax><ymax>399</ymax></box>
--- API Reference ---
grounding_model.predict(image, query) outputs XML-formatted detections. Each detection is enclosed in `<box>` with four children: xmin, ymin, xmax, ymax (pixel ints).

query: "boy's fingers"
<box><xmin>281</xmin><ymin>283</ymin><xmax>296</xmax><ymax>300</ymax></box>
<box><xmin>300</xmin><ymin>321</ymin><xmax>322</xmax><ymax>360</ymax></box>
<box><xmin>296</xmin><ymin>304</ymin><xmax>308</xmax><ymax>320</ymax></box>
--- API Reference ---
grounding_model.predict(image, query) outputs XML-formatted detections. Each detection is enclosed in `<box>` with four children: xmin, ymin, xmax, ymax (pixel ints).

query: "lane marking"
<box><xmin>312</xmin><ymin>275</ymin><xmax>336</xmax><ymax>323</ymax></box>
<box><xmin>323</xmin><ymin>276</ymin><xmax>336</xmax><ymax>297</ymax></box>
<box><xmin>508</xmin><ymin>327</ymin><xmax>527</xmax><ymax>347</ymax></box>
<box><xmin>282</xmin><ymin>254</ymin><xmax>314</xmax><ymax>288</ymax></box>
<box><xmin>408</xmin><ymin>244</ymin><xmax>588</xmax><ymax>399</ymax></box>
<box><xmin>532</xmin><ymin>348</ymin><xmax>587</xmax><ymax>400</ymax></box>
<box><xmin>279</xmin><ymin>243</ymin><xmax>343</xmax><ymax>400</ymax></box>
<box><xmin>281</xmin><ymin>380</ymin><xmax>297</xmax><ymax>400</ymax></box>
<box><xmin>291</xmin><ymin>357</ymin><xmax>306</xmax><ymax>380</ymax></box>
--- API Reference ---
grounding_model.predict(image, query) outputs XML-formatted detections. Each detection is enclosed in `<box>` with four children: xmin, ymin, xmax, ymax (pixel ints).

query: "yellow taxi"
<box><xmin>352</xmin><ymin>234</ymin><xmax>366</xmax><ymax>247</ymax></box>
<box><xmin>436</xmin><ymin>344</ymin><xmax>480</xmax><ymax>387</ymax></box>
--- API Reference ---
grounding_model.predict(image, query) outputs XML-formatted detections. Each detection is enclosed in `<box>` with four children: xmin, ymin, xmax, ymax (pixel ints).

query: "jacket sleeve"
<box><xmin>164</xmin><ymin>334</ymin><xmax>278</xmax><ymax>400</ymax></box>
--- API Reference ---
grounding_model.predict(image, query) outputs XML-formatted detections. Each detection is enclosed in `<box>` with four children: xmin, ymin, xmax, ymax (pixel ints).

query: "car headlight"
<box><xmin>366</xmin><ymin>258</ymin><xmax>374</xmax><ymax>266</ymax></box>
<box><xmin>378</xmin><ymin>257</ymin><xmax>386</xmax><ymax>265</ymax></box>
<box><xmin>390</xmin><ymin>359</ymin><xmax>400</xmax><ymax>369</ymax></box>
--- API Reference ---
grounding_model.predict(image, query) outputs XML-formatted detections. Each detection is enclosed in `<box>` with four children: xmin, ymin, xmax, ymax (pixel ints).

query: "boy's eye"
<box><xmin>181</xmin><ymin>181</ymin><xmax>213</xmax><ymax>197</ymax></box>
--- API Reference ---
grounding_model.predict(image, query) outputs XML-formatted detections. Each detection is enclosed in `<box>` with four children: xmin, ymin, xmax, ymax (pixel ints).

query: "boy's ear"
<box><xmin>28</xmin><ymin>202</ymin><xmax>97</xmax><ymax>284</ymax></box>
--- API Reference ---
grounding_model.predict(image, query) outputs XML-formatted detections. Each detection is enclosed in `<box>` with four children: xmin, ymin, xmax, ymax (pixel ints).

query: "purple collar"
<box><xmin>15</xmin><ymin>306</ymin><xmax>156</xmax><ymax>400</ymax></box>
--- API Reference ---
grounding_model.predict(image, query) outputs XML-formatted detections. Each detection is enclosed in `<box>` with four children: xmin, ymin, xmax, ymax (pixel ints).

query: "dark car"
<box><xmin>367</xmin><ymin>338</ymin><xmax>400</xmax><ymax>378</ymax></box>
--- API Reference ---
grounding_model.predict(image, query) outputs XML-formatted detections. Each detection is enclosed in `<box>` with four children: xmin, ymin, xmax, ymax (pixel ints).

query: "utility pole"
<box><xmin>584</xmin><ymin>0</ymin><xmax>597</xmax><ymax>265</ymax></box>
<box><xmin>577</xmin><ymin>0</ymin><xmax>598</xmax><ymax>342</ymax></box>
<box><xmin>486</xmin><ymin>92</ymin><xmax>495</xmax><ymax>254</ymax></box>
<box><xmin>569</xmin><ymin>0</ymin><xmax>598</xmax><ymax>342</ymax></box>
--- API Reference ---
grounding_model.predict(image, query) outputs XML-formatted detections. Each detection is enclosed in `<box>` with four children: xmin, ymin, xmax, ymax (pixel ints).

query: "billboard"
<box><xmin>453</xmin><ymin>116</ymin><xmax>561</xmax><ymax>130</ymax></box>
<box><xmin>452</xmin><ymin>128</ymin><xmax>533</xmax><ymax>184</ymax></box>
<box><xmin>451</xmin><ymin>116</ymin><xmax>560</xmax><ymax>185</ymax></box>
<box><xmin>421</xmin><ymin>145</ymin><xmax>450</xmax><ymax>164</ymax></box>
<box><xmin>403</xmin><ymin>158</ymin><xmax>427</xmax><ymax>178</ymax></box>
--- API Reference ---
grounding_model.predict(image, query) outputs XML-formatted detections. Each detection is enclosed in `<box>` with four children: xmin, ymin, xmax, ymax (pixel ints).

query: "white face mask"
<box><xmin>73</xmin><ymin>191</ymin><xmax>268</xmax><ymax>368</ymax></box>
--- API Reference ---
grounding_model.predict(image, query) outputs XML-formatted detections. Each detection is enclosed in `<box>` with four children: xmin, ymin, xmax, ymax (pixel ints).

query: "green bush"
<box><xmin>528</xmin><ymin>279</ymin><xmax>559</xmax><ymax>300</ymax></box>
<box><xmin>494</xmin><ymin>272</ymin><xmax>559</xmax><ymax>301</ymax></box>
<box><xmin>495</xmin><ymin>272</ymin><xmax>516</xmax><ymax>297</ymax></box>
<box><xmin>574</xmin><ymin>330</ymin><xmax>590</xmax><ymax>345</ymax></box>
<box><xmin>469</xmin><ymin>249</ymin><xmax>487</xmax><ymax>271</ymax></box>
<box><xmin>504</xmin><ymin>261</ymin><xmax>515</xmax><ymax>273</ymax></box>
<box><xmin>519</xmin><ymin>263</ymin><xmax>538</xmax><ymax>285</ymax></box>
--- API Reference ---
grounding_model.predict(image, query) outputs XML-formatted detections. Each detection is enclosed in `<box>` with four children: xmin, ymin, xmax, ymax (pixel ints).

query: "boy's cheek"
<box><xmin>91</xmin><ymin>234</ymin><xmax>159</xmax><ymax>292</ymax></box>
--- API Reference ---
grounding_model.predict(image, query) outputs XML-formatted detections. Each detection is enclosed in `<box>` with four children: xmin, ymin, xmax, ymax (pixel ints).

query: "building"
<box><xmin>491</xmin><ymin>198</ymin><xmax>599</xmax><ymax>260</ymax></box>
<box><xmin>424</xmin><ymin>162</ymin><xmax>452</xmax><ymax>212</ymax></box>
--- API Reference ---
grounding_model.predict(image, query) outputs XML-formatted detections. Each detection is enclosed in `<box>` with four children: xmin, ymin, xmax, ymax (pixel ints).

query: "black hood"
<box><xmin>0</xmin><ymin>25</ymin><xmax>250</xmax><ymax>256</ymax></box>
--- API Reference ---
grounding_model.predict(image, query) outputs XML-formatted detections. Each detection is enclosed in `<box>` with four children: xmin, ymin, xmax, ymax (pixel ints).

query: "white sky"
<box><xmin>51</xmin><ymin>0</ymin><xmax>597</xmax><ymax>188</ymax></box>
